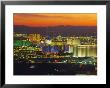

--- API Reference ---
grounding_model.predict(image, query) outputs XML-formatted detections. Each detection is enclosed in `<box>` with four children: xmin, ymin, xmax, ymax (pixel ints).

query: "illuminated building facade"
<box><xmin>28</xmin><ymin>34</ymin><xmax>41</xmax><ymax>43</ymax></box>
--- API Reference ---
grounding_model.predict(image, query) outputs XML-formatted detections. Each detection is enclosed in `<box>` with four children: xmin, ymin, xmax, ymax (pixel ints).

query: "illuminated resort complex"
<box><xmin>14</xmin><ymin>33</ymin><xmax>97</xmax><ymax>65</ymax></box>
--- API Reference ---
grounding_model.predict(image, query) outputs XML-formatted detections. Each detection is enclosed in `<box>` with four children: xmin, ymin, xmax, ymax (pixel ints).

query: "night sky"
<box><xmin>14</xmin><ymin>13</ymin><xmax>97</xmax><ymax>27</ymax></box>
<box><xmin>14</xmin><ymin>13</ymin><xmax>97</xmax><ymax>35</ymax></box>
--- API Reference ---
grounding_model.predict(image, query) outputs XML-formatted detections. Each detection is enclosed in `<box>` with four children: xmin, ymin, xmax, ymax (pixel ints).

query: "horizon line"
<box><xmin>14</xmin><ymin>25</ymin><xmax>97</xmax><ymax>27</ymax></box>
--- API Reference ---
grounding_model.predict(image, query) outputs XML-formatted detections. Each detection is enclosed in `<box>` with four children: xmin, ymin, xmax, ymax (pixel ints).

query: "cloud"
<box><xmin>14</xmin><ymin>13</ymin><xmax>72</xmax><ymax>19</ymax></box>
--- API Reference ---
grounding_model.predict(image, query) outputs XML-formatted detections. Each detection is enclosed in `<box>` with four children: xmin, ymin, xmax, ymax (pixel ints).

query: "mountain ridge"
<box><xmin>14</xmin><ymin>25</ymin><xmax>97</xmax><ymax>36</ymax></box>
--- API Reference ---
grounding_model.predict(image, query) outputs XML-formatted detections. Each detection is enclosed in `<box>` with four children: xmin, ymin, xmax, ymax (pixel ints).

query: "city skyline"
<box><xmin>14</xmin><ymin>13</ymin><xmax>97</xmax><ymax>75</ymax></box>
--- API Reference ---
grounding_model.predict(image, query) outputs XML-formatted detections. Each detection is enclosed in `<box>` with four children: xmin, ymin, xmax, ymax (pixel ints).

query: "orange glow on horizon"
<box><xmin>14</xmin><ymin>13</ymin><xmax>97</xmax><ymax>27</ymax></box>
